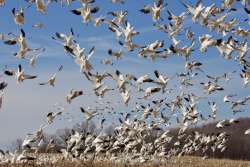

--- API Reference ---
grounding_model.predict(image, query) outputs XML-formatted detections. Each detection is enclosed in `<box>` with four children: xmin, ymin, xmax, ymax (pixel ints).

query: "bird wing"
<box><xmin>23</xmin><ymin>74</ymin><xmax>37</xmax><ymax>79</ymax></box>
<box><xmin>4</xmin><ymin>70</ymin><xmax>15</xmax><ymax>76</ymax></box>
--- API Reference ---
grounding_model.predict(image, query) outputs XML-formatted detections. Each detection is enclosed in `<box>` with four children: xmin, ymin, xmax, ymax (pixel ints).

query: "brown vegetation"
<box><xmin>1</xmin><ymin>156</ymin><xmax>250</xmax><ymax>167</ymax></box>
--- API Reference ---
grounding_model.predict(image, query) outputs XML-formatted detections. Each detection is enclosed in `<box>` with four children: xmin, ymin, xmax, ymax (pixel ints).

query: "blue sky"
<box><xmin>0</xmin><ymin>0</ymin><xmax>249</xmax><ymax>149</ymax></box>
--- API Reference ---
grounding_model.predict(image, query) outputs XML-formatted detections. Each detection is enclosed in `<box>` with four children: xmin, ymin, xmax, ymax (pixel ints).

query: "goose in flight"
<box><xmin>12</xmin><ymin>7</ymin><xmax>25</xmax><ymax>26</ymax></box>
<box><xmin>47</xmin><ymin>111</ymin><xmax>62</xmax><ymax>124</ymax></box>
<box><xmin>71</xmin><ymin>4</ymin><xmax>99</xmax><ymax>23</ymax></box>
<box><xmin>32</xmin><ymin>22</ymin><xmax>45</xmax><ymax>29</ymax></box>
<box><xmin>167</xmin><ymin>10</ymin><xmax>188</xmax><ymax>27</ymax></box>
<box><xmin>185</xmin><ymin>61</ymin><xmax>203</xmax><ymax>73</ymax></box>
<box><xmin>230</xmin><ymin>96</ymin><xmax>250</xmax><ymax>113</ymax></box>
<box><xmin>80</xmin><ymin>107</ymin><xmax>98</xmax><ymax>121</ymax></box>
<box><xmin>0</xmin><ymin>82</ymin><xmax>8</xmax><ymax>91</ymax></box>
<box><xmin>108</xmin><ymin>10</ymin><xmax>128</xmax><ymax>25</ymax></box>
<box><xmin>135</xmin><ymin>74</ymin><xmax>154</xmax><ymax>91</ymax></box>
<box><xmin>111</xmin><ymin>0</ymin><xmax>125</xmax><ymax>4</ymax></box>
<box><xmin>171</xmin><ymin>40</ymin><xmax>196</xmax><ymax>60</ymax></box>
<box><xmin>121</xmin><ymin>89</ymin><xmax>130</xmax><ymax>106</ymax></box>
<box><xmin>4</xmin><ymin>64</ymin><xmax>37</xmax><ymax>83</ymax></box>
<box><xmin>199</xmin><ymin>34</ymin><xmax>217</xmax><ymax>53</ymax></box>
<box><xmin>143</xmin><ymin>86</ymin><xmax>161</xmax><ymax>99</ymax></box>
<box><xmin>66</xmin><ymin>89</ymin><xmax>83</xmax><ymax>103</ymax></box>
<box><xmin>138</xmin><ymin>40</ymin><xmax>164</xmax><ymax>60</ymax></box>
<box><xmin>122</xmin><ymin>21</ymin><xmax>139</xmax><ymax>43</ymax></box>
<box><xmin>39</xmin><ymin>65</ymin><xmax>63</xmax><ymax>87</ymax></box>
<box><xmin>25</xmin><ymin>0</ymin><xmax>48</xmax><ymax>14</ymax></box>
<box><xmin>154</xmin><ymin>70</ymin><xmax>171</xmax><ymax>91</ymax></box>
<box><xmin>94</xmin><ymin>16</ymin><xmax>105</xmax><ymax>27</ymax></box>
<box><xmin>208</xmin><ymin>101</ymin><xmax>217</xmax><ymax>119</ymax></box>
<box><xmin>108</xmin><ymin>48</ymin><xmax>123</xmax><ymax>59</ymax></box>
<box><xmin>240</xmin><ymin>68</ymin><xmax>250</xmax><ymax>86</ymax></box>
<box><xmin>140</xmin><ymin>0</ymin><xmax>167</xmax><ymax>22</ymax></box>
<box><xmin>74</xmin><ymin>46</ymin><xmax>95</xmax><ymax>73</ymax></box>
<box><xmin>29</xmin><ymin>48</ymin><xmax>46</xmax><ymax>67</ymax></box>
<box><xmin>216</xmin><ymin>120</ymin><xmax>229</xmax><ymax>128</ymax></box>
<box><xmin>181</xmin><ymin>0</ymin><xmax>205</xmax><ymax>22</ymax></box>
<box><xmin>200</xmin><ymin>81</ymin><xmax>224</xmax><ymax>94</ymax></box>
<box><xmin>95</xmin><ymin>85</ymin><xmax>114</xmax><ymax>98</ymax></box>
<box><xmin>53</xmin><ymin>30</ymin><xmax>75</xmax><ymax>51</ymax></box>
<box><xmin>244</xmin><ymin>128</ymin><xmax>250</xmax><ymax>135</ymax></box>
<box><xmin>0</xmin><ymin>0</ymin><xmax>5</xmax><ymax>6</ymax></box>
<box><xmin>4</xmin><ymin>29</ymin><xmax>41</xmax><ymax>59</ymax></box>
<box><xmin>223</xmin><ymin>94</ymin><xmax>237</xmax><ymax>103</ymax></box>
<box><xmin>0</xmin><ymin>82</ymin><xmax>7</xmax><ymax>110</ymax></box>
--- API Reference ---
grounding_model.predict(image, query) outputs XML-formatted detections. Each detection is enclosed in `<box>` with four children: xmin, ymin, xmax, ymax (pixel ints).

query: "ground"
<box><xmin>1</xmin><ymin>156</ymin><xmax>250</xmax><ymax>167</ymax></box>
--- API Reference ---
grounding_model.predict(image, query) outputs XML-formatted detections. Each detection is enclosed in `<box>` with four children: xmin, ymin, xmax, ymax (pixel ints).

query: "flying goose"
<box><xmin>199</xmin><ymin>34</ymin><xmax>217</xmax><ymax>53</ymax></box>
<box><xmin>66</xmin><ymin>89</ymin><xmax>83</xmax><ymax>103</ymax></box>
<box><xmin>122</xmin><ymin>21</ymin><xmax>139</xmax><ymax>43</ymax></box>
<box><xmin>121</xmin><ymin>89</ymin><xmax>130</xmax><ymax>106</ymax></box>
<box><xmin>4</xmin><ymin>29</ymin><xmax>42</xmax><ymax>59</ymax></box>
<box><xmin>240</xmin><ymin>68</ymin><xmax>250</xmax><ymax>86</ymax></box>
<box><xmin>223</xmin><ymin>94</ymin><xmax>237</xmax><ymax>103</ymax></box>
<box><xmin>39</xmin><ymin>65</ymin><xmax>63</xmax><ymax>87</ymax></box>
<box><xmin>47</xmin><ymin>111</ymin><xmax>62</xmax><ymax>124</ymax></box>
<box><xmin>140</xmin><ymin>0</ymin><xmax>167</xmax><ymax>22</ymax></box>
<box><xmin>138</xmin><ymin>40</ymin><xmax>164</xmax><ymax>60</ymax></box>
<box><xmin>185</xmin><ymin>61</ymin><xmax>203</xmax><ymax>73</ymax></box>
<box><xmin>108</xmin><ymin>10</ymin><xmax>128</xmax><ymax>25</ymax></box>
<box><xmin>167</xmin><ymin>10</ymin><xmax>188</xmax><ymax>27</ymax></box>
<box><xmin>29</xmin><ymin>47</ymin><xmax>45</xmax><ymax>67</ymax></box>
<box><xmin>0</xmin><ymin>0</ymin><xmax>5</xmax><ymax>6</ymax></box>
<box><xmin>94</xmin><ymin>16</ymin><xmax>105</xmax><ymax>27</ymax></box>
<box><xmin>208</xmin><ymin>101</ymin><xmax>217</xmax><ymax>119</ymax></box>
<box><xmin>71</xmin><ymin>4</ymin><xmax>99</xmax><ymax>23</ymax></box>
<box><xmin>74</xmin><ymin>46</ymin><xmax>95</xmax><ymax>73</ymax></box>
<box><xmin>108</xmin><ymin>48</ymin><xmax>123</xmax><ymax>59</ymax></box>
<box><xmin>181</xmin><ymin>0</ymin><xmax>205</xmax><ymax>22</ymax></box>
<box><xmin>80</xmin><ymin>107</ymin><xmax>98</xmax><ymax>121</ymax></box>
<box><xmin>244</xmin><ymin>128</ymin><xmax>250</xmax><ymax>135</ymax></box>
<box><xmin>94</xmin><ymin>85</ymin><xmax>114</xmax><ymax>98</ymax></box>
<box><xmin>153</xmin><ymin>70</ymin><xmax>171</xmax><ymax>91</ymax></box>
<box><xmin>0</xmin><ymin>82</ymin><xmax>8</xmax><ymax>91</ymax></box>
<box><xmin>12</xmin><ymin>7</ymin><xmax>25</xmax><ymax>25</ymax></box>
<box><xmin>32</xmin><ymin>22</ymin><xmax>45</xmax><ymax>29</ymax></box>
<box><xmin>143</xmin><ymin>86</ymin><xmax>161</xmax><ymax>99</ymax></box>
<box><xmin>111</xmin><ymin>0</ymin><xmax>125</xmax><ymax>4</ymax></box>
<box><xmin>0</xmin><ymin>81</ymin><xmax>7</xmax><ymax>110</ymax></box>
<box><xmin>200</xmin><ymin>81</ymin><xmax>224</xmax><ymax>94</ymax></box>
<box><xmin>4</xmin><ymin>64</ymin><xmax>37</xmax><ymax>83</ymax></box>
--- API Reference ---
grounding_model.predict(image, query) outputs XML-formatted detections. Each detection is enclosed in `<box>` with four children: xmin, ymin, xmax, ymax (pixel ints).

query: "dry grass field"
<box><xmin>1</xmin><ymin>156</ymin><xmax>250</xmax><ymax>167</ymax></box>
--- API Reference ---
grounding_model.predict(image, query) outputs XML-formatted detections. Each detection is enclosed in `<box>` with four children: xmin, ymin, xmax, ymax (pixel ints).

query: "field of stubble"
<box><xmin>1</xmin><ymin>156</ymin><xmax>250</xmax><ymax>167</ymax></box>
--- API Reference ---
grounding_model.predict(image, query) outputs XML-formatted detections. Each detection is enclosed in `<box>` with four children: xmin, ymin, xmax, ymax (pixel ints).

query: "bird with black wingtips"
<box><xmin>66</xmin><ymin>89</ymin><xmax>83</xmax><ymax>103</ymax></box>
<box><xmin>140</xmin><ymin>0</ymin><xmax>167</xmax><ymax>22</ymax></box>
<box><xmin>4</xmin><ymin>64</ymin><xmax>37</xmax><ymax>83</ymax></box>
<box><xmin>39</xmin><ymin>65</ymin><xmax>63</xmax><ymax>87</ymax></box>
<box><xmin>12</xmin><ymin>7</ymin><xmax>25</xmax><ymax>26</ymax></box>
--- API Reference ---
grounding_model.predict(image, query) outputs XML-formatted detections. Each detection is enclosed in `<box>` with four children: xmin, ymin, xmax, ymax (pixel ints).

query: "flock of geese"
<box><xmin>0</xmin><ymin>0</ymin><xmax>250</xmax><ymax>164</ymax></box>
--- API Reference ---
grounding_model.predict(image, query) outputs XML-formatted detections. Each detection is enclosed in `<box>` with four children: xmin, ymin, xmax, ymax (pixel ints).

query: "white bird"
<box><xmin>47</xmin><ymin>111</ymin><xmax>62</xmax><ymax>124</ymax></box>
<box><xmin>0</xmin><ymin>0</ymin><xmax>5</xmax><ymax>6</ymax></box>
<box><xmin>244</xmin><ymin>128</ymin><xmax>250</xmax><ymax>135</ymax></box>
<box><xmin>4</xmin><ymin>64</ymin><xmax>37</xmax><ymax>83</ymax></box>
<box><xmin>66</xmin><ymin>89</ymin><xmax>83</xmax><ymax>103</ymax></box>
<box><xmin>80</xmin><ymin>107</ymin><xmax>98</xmax><ymax>121</ymax></box>
<box><xmin>4</xmin><ymin>29</ymin><xmax>40</xmax><ymax>59</ymax></box>
<box><xmin>181</xmin><ymin>0</ymin><xmax>205</xmax><ymax>22</ymax></box>
<box><xmin>71</xmin><ymin>4</ymin><xmax>99</xmax><ymax>23</ymax></box>
<box><xmin>140</xmin><ymin>0</ymin><xmax>167</xmax><ymax>22</ymax></box>
<box><xmin>223</xmin><ymin>94</ymin><xmax>236</xmax><ymax>102</ymax></box>
<box><xmin>12</xmin><ymin>7</ymin><xmax>25</xmax><ymax>25</ymax></box>
<box><xmin>39</xmin><ymin>65</ymin><xmax>63</xmax><ymax>87</ymax></box>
